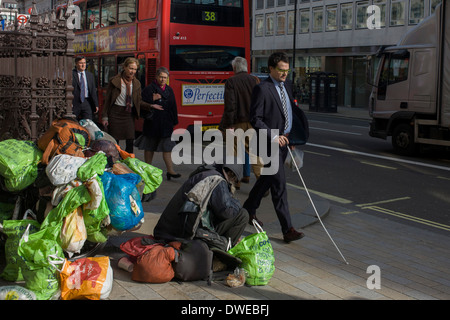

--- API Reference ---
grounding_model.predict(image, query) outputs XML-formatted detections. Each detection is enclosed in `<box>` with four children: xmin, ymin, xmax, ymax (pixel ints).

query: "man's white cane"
<box><xmin>287</xmin><ymin>147</ymin><xmax>349</xmax><ymax>265</ymax></box>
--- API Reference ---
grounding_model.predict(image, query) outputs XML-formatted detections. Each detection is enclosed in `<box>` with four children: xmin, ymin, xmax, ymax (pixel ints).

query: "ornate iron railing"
<box><xmin>0</xmin><ymin>0</ymin><xmax>75</xmax><ymax>141</ymax></box>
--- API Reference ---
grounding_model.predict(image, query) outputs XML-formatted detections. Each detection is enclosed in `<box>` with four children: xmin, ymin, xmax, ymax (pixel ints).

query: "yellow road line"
<box><xmin>304</xmin><ymin>150</ymin><xmax>331</xmax><ymax>157</ymax></box>
<box><xmin>287</xmin><ymin>183</ymin><xmax>353</xmax><ymax>204</ymax></box>
<box><xmin>363</xmin><ymin>206</ymin><xmax>450</xmax><ymax>232</ymax></box>
<box><xmin>357</xmin><ymin>197</ymin><xmax>411</xmax><ymax>207</ymax></box>
<box><xmin>360</xmin><ymin>161</ymin><xmax>397</xmax><ymax>170</ymax></box>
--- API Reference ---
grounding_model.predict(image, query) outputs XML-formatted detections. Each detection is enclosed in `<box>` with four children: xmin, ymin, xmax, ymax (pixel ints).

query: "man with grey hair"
<box><xmin>219</xmin><ymin>57</ymin><xmax>263</xmax><ymax>195</ymax></box>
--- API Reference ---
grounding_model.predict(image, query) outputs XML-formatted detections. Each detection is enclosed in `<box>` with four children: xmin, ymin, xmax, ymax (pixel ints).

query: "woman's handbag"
<box><xmin>228</xmin><ymin>220</ymin><xmax>275</xmax><ymax>286</ymax></box>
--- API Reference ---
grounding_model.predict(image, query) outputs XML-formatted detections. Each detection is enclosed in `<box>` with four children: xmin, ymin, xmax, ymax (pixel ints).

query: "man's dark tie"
<box><xmin>279</xmin><ymin>82</ymin><xmax>289</xmax><ymax>132</ymax></box>
<box><xmin>80</xmin><ymin>72</ymin><xmax>86</xmax><ymax>103</ymax></box>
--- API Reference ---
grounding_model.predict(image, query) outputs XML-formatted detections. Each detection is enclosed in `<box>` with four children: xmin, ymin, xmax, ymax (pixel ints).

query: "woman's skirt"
<box><xmin>107</xmin><ymin>104</ymin><xmax>135</xmax><ymax>140</ymax></box>
<box><xmin>134</xmin><ymin>134</ymin><xmax>175</xmax><ymax>152</ymax></box>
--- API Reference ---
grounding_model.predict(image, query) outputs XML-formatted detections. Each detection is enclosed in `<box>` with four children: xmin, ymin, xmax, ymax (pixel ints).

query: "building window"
<box><xmin>266</xmin><ymin>13</ymin><xmax>274</xmax><ymax>35</ymax></box>
<box><xmin>312</xmin><ymin>6</ymin><xmax>323</xmax><ymax>32</ymax></box>
<box><xmin>118</xmin><ymin>0</ymin><xmax>136</xmax><ymax>24</ymax></box>
<box><xmin>256</xmin><ymin>0</ymin><xmax>264</xmax><ymax>10</ymax></box>
<box><xmin>340</xmin><ymin>2</ymin><xmax>353</xmax><ymax>30</ymax></box>
<box><xmin>430</xmin><ymin>0</ymin><xmax>442</xmax><ymax>14</ymax></box>
<box><xmin>409</xmin><ymin>0</ymin><xmax>425</xmax><ymax>24</ymax></box>
<box><xmin>101</xmin><ymin>0</ymin><xmax>117</xmax><ymax>27</ymax></box>
<box><xmin>391</xmin><ymin>0</ymin><xmax>405</xmax><ymax>26</ymax></box>
<box><xmin>326</xmin><ymin>5</ymin><xmax>337</xmax><ymax>31</ymax></box>
<box><xmin>277</xmin><ymin>11</ymin><xmax>286</xmax><ymax>35</ymax></box>
<box><xmin>373</xmin><ymin>0</ymin><xmax>387</xmax><ymax>28</ymax></box>
<box><xmin>267</xmin><ymin>0</ymin><xmax>275</xmax><ymax>8</ymax></box>
<box><xmin>356</xmin><ymin>1</ymin><xmax>369</xmax><ymax>29</ymax></box>
<box><xmin>255</xmin><ymin>14</ymin><xmax>264</xmax><ymax>36</ymax></box>
<box><xmin>287</xmin><ymin>10</ymin><xmax>295</xmax><ymax>34</ymax></box>
<box><xmin>299</xmin><ymin>9</ymin><xmax>310</xmax><ymax>33</ymax></box>
<box><xmin>277</xmin><ymin>0</ymin><xmax>286</xmax><ymax>6</ymax></box>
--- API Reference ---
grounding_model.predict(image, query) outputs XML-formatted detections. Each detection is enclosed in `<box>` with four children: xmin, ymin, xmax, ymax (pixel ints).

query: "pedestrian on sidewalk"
<box><xmin>243</xmin><ymin>52</ymin><xmax>308</xmax><ymax>243</ymax></box>
<box><xmin>101</xmin><ymin>57</ymin><xmax>152</xmax><ymax>154</ymax></box>
<box><xmin>134</xmin><ymin>67</ymin><xmax>180</xmax><ymax>181</ymax></box>
<box><xmin>219</xmin><ymin>56</ymin><xmax>263</xmax><ymax>189</ymax></box>
<box><xmin>72</xmin><ymin>56</ymin><xmax>98</xmax><ymax>121</ymax></box>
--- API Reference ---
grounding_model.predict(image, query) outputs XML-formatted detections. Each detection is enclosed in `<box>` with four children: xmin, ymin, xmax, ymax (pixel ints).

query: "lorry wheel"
<box><xmin>392</xmin><ymin>123</ymin><xmax>418</xmax><ymax>156</ymax></box>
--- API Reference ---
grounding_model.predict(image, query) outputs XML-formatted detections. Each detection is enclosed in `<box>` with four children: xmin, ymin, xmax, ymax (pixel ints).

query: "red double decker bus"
<box><xmin>60</xmin><ymin>0</ymin><xmax>250</xmax><ymax>133</ymax></box>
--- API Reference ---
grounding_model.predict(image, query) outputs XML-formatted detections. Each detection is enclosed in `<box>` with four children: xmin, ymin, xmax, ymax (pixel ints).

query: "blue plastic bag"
<box><xmin>100</xmin><ymin>172</ymin><xmax>144</xmax><ymax>231</ymax></box>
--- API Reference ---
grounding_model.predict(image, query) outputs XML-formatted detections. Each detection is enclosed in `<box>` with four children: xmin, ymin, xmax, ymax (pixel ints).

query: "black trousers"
<box><xmin>214</xmin><ymin>208</ymin><xmax>249</xmax><ymax>246</ymax></box>
<box><xmin>243</xmin><ymin>145</ymin><xmax>292</xmax><ymax>234</ymax></box>
<box><xmin>73</xmin><ymin>99</ymin><xmax>93</xmax><ymax>121</ymax></box>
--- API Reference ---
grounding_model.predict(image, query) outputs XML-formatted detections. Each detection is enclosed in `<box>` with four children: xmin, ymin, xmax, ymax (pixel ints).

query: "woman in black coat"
<box><xmin>134</xmin><ymin>67</ymin><xmax>180</xmax><ymax>180</ymax></box>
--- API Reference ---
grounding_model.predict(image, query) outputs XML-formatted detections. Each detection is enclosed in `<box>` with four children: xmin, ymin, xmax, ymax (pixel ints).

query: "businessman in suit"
<box><xmin>243</xmin><ymin>52</ymin><xmax>308</xmax><ymax>243</ymax></box>
<box><xmin>72</xmin><ymin>56</ymin><xmax>98</xmax><ymax>121</ymax></box>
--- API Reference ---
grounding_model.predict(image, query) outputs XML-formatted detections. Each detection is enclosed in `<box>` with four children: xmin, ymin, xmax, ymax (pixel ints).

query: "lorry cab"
<box><xmin>368</xmin><ymin>2</ymin><xmax>449</xmax><ymax>155</ymax></box>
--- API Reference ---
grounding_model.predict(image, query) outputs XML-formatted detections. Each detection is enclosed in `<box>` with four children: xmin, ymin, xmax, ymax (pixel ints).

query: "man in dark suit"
<box><xmin>72</xmin><ymin>56</ymin><xmax>98</xmax><ymax>121</ymax></box>
<box><xmin>243</xmin><ymin>52</ymin><xmax>309</xmax><ymax>243</ymax></box>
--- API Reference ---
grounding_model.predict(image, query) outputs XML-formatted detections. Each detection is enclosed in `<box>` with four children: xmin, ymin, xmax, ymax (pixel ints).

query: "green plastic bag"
<box><xmin>119</xmin><ymin>157</ymin><xmax>163</xmax><ymax>194</ymax></box>
<box><xmin>40</xmin><ymin>185</ymin><xmax>91</xmax><ymax>233</ymax></box>
<box><xmin>77</xmin><ymin>152</ymin><xmax>107</xmax><ymax>182</ymax></box>
<box><xmin>82</xmin><ymin>175</ymin><xmax>110</xmax><ymax>243</ymax></box>
<box><xmin>76</xmin><ymin>153</ymin><xmax>109</xmax><ymax>242</ymax></box>
<box><xmin>228</xmin><ymin>221</ymin><xmax>275</xmax><ymax>286</ymax></box>
<box><xmin>1</xmin><ymin>211</ymin><xmax>40</xmax><ymax>281</ymax></box>
<box><xmin>17</xmin><ymin>225</ymin><xmax>65</xmax><ymax>300</ymax></box>
<box><xmin>0</xmin><ymin>139</ymin><xmax>42</xmax><ymax>192</ymax></box>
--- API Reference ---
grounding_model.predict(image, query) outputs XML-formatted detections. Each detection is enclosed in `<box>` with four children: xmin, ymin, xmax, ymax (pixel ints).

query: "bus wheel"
<box><xmin>392</xmin><ymin>123</ymin><xmax>418</xmax><ymax>156</ymax></box>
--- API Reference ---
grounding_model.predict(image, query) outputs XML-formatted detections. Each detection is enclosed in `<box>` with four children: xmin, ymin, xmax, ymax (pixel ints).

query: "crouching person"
<box><xmin>153</xmin><ymin>161</ymin><xmax>248</xmax><ymax>251</ymax></box>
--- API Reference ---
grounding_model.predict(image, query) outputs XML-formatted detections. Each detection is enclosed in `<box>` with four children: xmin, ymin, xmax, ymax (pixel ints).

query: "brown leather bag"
<box><xmin>37</xmin><ymin>118</ymin><xmax>90</xmax><ymax>165</ymax></box>
<box><xmin>131</xmin><ymin>245</ymin><xmax>176</xmax><ymax>283</ymax></box>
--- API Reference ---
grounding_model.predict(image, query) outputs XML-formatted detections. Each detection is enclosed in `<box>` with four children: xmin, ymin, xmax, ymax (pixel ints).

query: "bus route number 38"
<box><xmin>202</xmin><ymin>11</ymin><xmax>217</xmax><ymax>22</ymax></box>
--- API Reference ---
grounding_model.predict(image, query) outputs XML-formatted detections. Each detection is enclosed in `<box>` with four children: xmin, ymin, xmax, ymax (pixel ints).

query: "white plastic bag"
<box><xmin>46</xmin><ymin>154</ymin><xmax>87</xmax><ymax>186</ymax></box>
<box><xmin>0</xmin><ymin>285</ymin><xmax>37</xmax><ymax>300</ymax></box>
<box><xmin>285</xmin><ymin>148</ymin><xmax>304</xmax><ymax>171</ymax></box>
<box><xmin>60</xmin><ymin>207</ymin><xmax>87</xmax><ymax>257</ymax></box>
<box><xmin>79</xmin><ymin>119</ymin><xmax>104</xmax><ymax>140</ymax></box>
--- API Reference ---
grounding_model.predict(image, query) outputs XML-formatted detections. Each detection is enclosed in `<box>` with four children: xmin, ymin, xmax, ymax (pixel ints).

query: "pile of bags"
<box><xmin>0</xmin><ymin>118</ymin><xmax>163</xmax><ymax>300</ymax></box>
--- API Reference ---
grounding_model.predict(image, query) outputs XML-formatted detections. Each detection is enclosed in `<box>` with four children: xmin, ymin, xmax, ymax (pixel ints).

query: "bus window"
<box><xmin>170</xmin><ymin>45</ymin><xmax>244</xmax><ymax>71</ymax></box>
<box><xmin>138</xmin><ymin>0</ymin><xmax>157</xmax><ymax>20</ymax></box>
<box><xmin>78</xmin><ymin>1</ymin><xmax>87</xmax><ymax>31</ymax></box>
<box><xmin>119</xmin><ymin>0</ymin><xmax>137</xmax><ymax>24</ymax></box>
<box><xmin>170</xmin><ymin>0</ymin><xmax>244</xmax><ymax>26</ymax></box>
<box><xmin>86</xmin><ymin>58</ymin><xmax>99</xmax><ymax>85</ymax></box>
<box><xmin>101</xmin><ymin>0</ymin><xmax>117</xmax><ymax>27</ymax></box>
<box><xmin>100</xmin><ymin>56</ymin><xmax>115</xmax><ymax>87</ymax></box>
<box><xmin>87</xmin><ymin>0</ymin><xmax>100</xmax><ymax>30</ymax></box>
<box><xmin>136</xmin><ymin>56</ymin><xmax>146</xmax><ymax>87</ymax></box>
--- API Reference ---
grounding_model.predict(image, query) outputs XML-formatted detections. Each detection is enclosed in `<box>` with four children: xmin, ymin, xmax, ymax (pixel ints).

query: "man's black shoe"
<box><xmin>283</xmin><ymin>227</ymin><xmax>305</xmax><ymax>243</ymax></box>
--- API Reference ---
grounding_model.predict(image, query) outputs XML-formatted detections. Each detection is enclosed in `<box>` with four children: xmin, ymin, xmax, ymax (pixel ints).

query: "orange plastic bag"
<box><xmin>60</xmin><ymin>256</ymin><xmax>113</xmax><ymax>300</ymax></box>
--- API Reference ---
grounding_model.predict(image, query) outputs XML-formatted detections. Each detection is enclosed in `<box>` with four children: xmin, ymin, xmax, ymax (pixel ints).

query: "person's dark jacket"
<box><xmin>72</xmin><ymin>68</ymin><xmax>98</xmax><ymax>114</ymax></box>
<box><xmin>142</xmin><ymin>81</ymin><xmax>178</xmax><ymax>138</ymax></box>
<box><xmin>219</xmin><ymin>72</ymin><xmax>260</xmax><ymax>130</ymax></box>
<box><xmin>153</xmin><ymin>166</ymin><xmax>240</xmax><ymax>242</ymax></box>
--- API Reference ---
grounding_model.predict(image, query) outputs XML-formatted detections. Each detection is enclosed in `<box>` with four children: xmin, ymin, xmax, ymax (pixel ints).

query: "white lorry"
<box><xmin>368</xmin><ymin>2</ymin><xmax>450</xmax><ymax>155</ymax></box>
